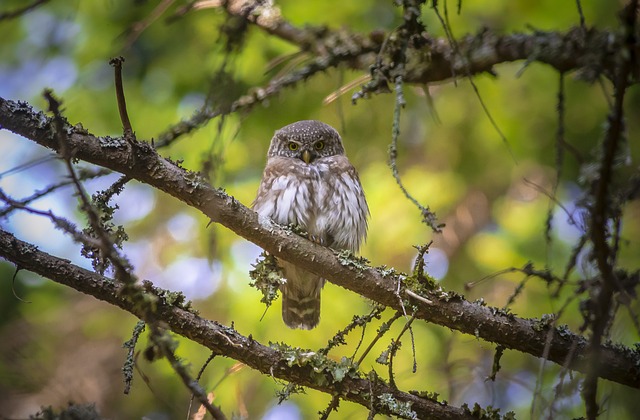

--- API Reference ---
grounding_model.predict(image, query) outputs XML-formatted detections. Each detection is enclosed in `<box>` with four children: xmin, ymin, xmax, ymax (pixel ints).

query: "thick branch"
<box><xmin>218</xmin><ymin>1</ymin><xmax>630</xmax><ymax>84</ymax></box>
<box><xmin>1</xmin><ymin>97</ymin><xmax>639</xmax><ymax>389</ymax></box>
<box><xmin>0</xmin><ymin>229</ymin><xmax>472</xmax><ymax>420</ymax></box>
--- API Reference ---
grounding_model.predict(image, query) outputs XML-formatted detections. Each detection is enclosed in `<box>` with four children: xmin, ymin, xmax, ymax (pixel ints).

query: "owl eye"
<box><xmin>314</xmin><ymin>141</ymin><xmax>325</xmax><ymax>151</ymax></box>
<box><xmin>288</xmin><ymin>142</ymin><xmax>299</xmax><ymax>151</ymax></box>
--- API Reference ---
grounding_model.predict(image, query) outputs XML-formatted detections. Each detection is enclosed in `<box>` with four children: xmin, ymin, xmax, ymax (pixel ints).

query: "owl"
<box><xmin>253</xmin><ymin>120</ymin><xmax>369</xmax><ymax>329</ymax></box>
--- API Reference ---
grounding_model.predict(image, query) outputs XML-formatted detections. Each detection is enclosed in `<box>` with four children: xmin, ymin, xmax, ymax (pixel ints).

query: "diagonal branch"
<box><xmin>1</xmin><ymin>96</ymin><xmax>639</xmax><ymax>389</ymax></box>
<box><xmin>0</xmin><ymin>228</ymin><xmax>475</xmax><ymax>420</ymax></box>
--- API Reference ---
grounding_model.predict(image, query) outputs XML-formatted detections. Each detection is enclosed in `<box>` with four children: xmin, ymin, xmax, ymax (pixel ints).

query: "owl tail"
<box><xmin>280</xmin><ymin>262</ymin><xmax>324</xmax><ymax>330</ymax></box>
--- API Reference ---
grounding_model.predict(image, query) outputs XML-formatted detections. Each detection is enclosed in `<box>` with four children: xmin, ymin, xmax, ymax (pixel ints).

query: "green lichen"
<box><xmin>270</xmin><ymin>342</ymin><xmax>360</xmax><ymax>387</ymax></box>
<box><xmin>461</xmin><ymin>402</ymin><xmax>515</xmax><ymax>419</ymax></box>
<box><xmin>531</xmin><ymin>313</ymin><xmax>556</xmax><ymax>332</ymax></box>
<box><xmin>474</xmin><ymin>298</ymin><xmax>486</xmax><ymax>306</ymax></box>
<box><xmin>489</xmin><ymin>306</ymin><xmax>514</xmax><ymax>319</ymax></box>
<box><xmin>142</xmin><ymin>280</ymin><xmax>197</xmax><ymax>314</ymax></box>
<box><xmin>336</xmin><ymin>249</ymin><xmax>370</xmax><ymax>270</ymax></box>
<box><xmin>276</xmin><ymin>382</ymin><xmax>305</xmax><ymax>403</ymax></box>
<box><xmin>376</xmin><ymin>346</ymin><xmax>391</xmax><ymax>365</ymax></box>
<box><xmin>98</xmin><ymin>135</ymin><xmax>126</xmax><ymax>148</ymax></box>
<box><xmin>249</xmin><ymin>252</ymin><xmax>285</xmax><ymax>307</ymax></box>
<box><xmin>377</xmin><ymin>393</ymin><xmax>418</xmax><ymax>420</ymax></box>
<box><xmin>556</xmin><ymin>324</ymin><xmax>574</xmax><ymax>340</ymax></box>
<box><xmin>287</xmin><ymin>223</ymin><xmax>309</xmax><ymax>237</ymax></box>
<box><xmin>122</xmin><ymin>320</ymin><xmax>146</xmax><ymax>393</ymax></box>
<box><xmin>431</xmin><ymin>287</ymin><xmax>464</xmax><ymax>302</ymax></box>
<box><xmin>409</xmin><ymin>390</ymin><xmax>446</xmax><ymax>404</ymax></box>
<box><xmin>184</xmin><ymin>170</ymin><xmax>207</xmax><ymax>193</ymax></box>
<box><xmin>377</xmin><ymin>265</ymin><xmax>399</xmax><ymax>278</ymax></box>
<box><xmin>408</xmin><ymin>244</ymin><xmax>438</xmax><ymax>290</ymax></box>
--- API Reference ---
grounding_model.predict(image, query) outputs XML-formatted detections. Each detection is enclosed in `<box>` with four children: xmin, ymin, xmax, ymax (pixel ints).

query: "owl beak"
<box><xmin>301</xmin><ymin>150</ymin><xmax>312</xmax><ymax>164</ymax></box>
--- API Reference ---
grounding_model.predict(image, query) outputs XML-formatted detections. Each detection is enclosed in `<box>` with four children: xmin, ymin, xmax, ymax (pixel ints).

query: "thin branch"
<box><xmin>319</xmin><ymin>395</ymin><xmax>341</xmax><ymax>420</ymax></box>
<box><xmin>123</xmin><ymin>320</ymin><xmax>146</xmax><ymax>394</ymax></box>
<box><xmin>123</xmin><ymin>0</ymin><xmax>175</xmax><ymax>49</ymax></box>
<box><xmin>0</xmin><ymin>167</ymin><xmax>112</xmax><ymax>218</ymax></box>
<box><xmin>356</xmin><ymin>312</ymin><xmax>403</xmax><ymax>367</ymax></box>
<box><xmin>389</xmin><ymin>77</ymin><xmax>442</xmax><ymax>231</ymax></box>
<box><xmin>576</xmin><ymin>0</ymin><xmax>586</xmax><ymax>29</ymax></box>
<box><xmin>149</xmin><ymin>325</ymin><xmax>227</xmax><ymax>420</ymax></box>
<box><xmin>583</xmin><ymin>2</ymin><xmax>638</xmax><ymax>417</ymax></box>
<box><xmin>109</xmin><ymin>57</ymin><xmax>135</xmax><ymax>141</ymax></box>
<box><xmin>187</xmin><ymin>352</ymin><xmax>217</xmax><ymax>418</ymax></box>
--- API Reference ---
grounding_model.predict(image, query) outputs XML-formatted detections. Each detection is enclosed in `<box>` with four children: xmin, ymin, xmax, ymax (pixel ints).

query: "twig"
<box><xmin>156</xmin><ymin>54</ymin><xmax>347</xmax><ymax>147</ymax></box>
<box><xmin>123</xmin><ymin>0</ymin><xmax>175</xmax><ymax>48</ymax></box>
<box><xmin>389</xmin><ymin>77</ymin><xmax>442</xmax><ymax>232</ymax></box>
<box><xmin>432</xmin><ymin>0</ymin><xmax>515</xmax><ymax>162</ymax></box>
<box><xmin>123</xmin><ymin>320</ymin><xmax>146</xmax><ymax>394</ymax></box>
<box><xmin>487</xmin><ymin>345</ymin><xmax>504</xmax><ymax>381</ymax></box>
<box><xmin>0</xmin><ymin>154</ymin><xmax>55</xmax><ymax>179</ymax></box>
<box><xmin>321</xmin><ymin>305</ymin><xmax>385</xmax><ymax>356</ymax></box>
<box><xmin>576</xmin><ymin>0</ymin><xmax>586</xmax><ymax>29</ymax></box>
<box><xmin>187</xmin><ymin>352</ymin><xmax>217</xmax><ymax>419</ymax></box>
<box><xmin>109</xmin><ymin>57</ymin><xmax>135</xmax><ymax>142</ymax></box>
<box><xmin>388</xmin><ymin>315</ymin><xmax>417</xmax><ymax>388</ymax></box>
<box><xmin>546</xmin><ymin>72</ymin><xmax>566</xmax><ymax>247</ymax></box>
<box><xmin>356</xmin><ymin>312</ymin><xmax>403</xmax><ymax>367</ymax></box>
<box><xmin>405</xmin><ymin>289</ymin><xmax>432</xmax><ymax>305</ymax></box>
<box><xmin>0</xmin><ymin>189</ymin><xmax>103</xmax><ymax>250</ymax></box>
<box><xmin>319</xmin><ymin>395</ymin><xmax>340</xmax><ymax>420</ymax></box>
<box><xmin>0</xmin><ymin>167</ymin><xmax>111</xmax><ymax>218</ymax></box>
<box><xmin>10</xmin><ymin>267</ymin><xmax>31</xmax><ymax>303</ymax></box>
<box><xmin>149</xmin><ymin>326</ymin><xmax>227</xmax><ymax>420</ymax></box>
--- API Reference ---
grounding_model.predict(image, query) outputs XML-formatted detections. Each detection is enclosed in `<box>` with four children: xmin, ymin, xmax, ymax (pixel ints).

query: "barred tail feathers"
<box><xmin>279</xmin><ymin>260</ymin><xmax>325</xmax><ymax>330</ymax></box>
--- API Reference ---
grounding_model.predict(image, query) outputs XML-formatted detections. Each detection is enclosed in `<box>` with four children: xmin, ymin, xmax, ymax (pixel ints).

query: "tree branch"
<box><xmin>215</xmin><ymin>0</ymin><xmax>632</xmax><ymax>84</ymax></box>
<box><xmin>1</xmin><ymin>96</ymin><xmax>639</xmax><ymax>389</ymax></box>
<box><xmin>158</xmin><ymin>6</ymin><xmax>635</xmax><ymax>146</ymax></box>
<box><xmin>582</xmin><ymin>2</ymin><xmax>638</xmax><ymax>417</ymax></box>
<box><xmin>0</xmin><ymin>228</ymin><xmax>475</xmax><ymax>420</ymax></box>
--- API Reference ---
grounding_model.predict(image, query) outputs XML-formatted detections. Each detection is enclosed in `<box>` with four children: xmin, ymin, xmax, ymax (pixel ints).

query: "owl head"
<box><xmin>267</xmin><ymin>120</ymin><xmax>345</xmax><ymax>163</ymax></box>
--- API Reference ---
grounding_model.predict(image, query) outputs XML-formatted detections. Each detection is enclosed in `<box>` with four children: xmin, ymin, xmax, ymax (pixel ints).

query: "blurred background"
<box><xmin>0</xmin><ymin>0</ymin><xmax>639</xmax><ymax>418</ymax></box>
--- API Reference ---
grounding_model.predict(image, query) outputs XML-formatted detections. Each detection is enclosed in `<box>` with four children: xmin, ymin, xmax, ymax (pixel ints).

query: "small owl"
<box><xmin>253</xmin><ymin>120</ymin><xmax>369</xmax><ymax>329</ymax></box>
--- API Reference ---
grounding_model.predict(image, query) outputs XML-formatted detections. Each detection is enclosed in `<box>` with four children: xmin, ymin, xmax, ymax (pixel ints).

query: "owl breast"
<box><xmin>253</xmin><ymin>156</ymin><xmax>368</xmax><ymax>252</ymax></box>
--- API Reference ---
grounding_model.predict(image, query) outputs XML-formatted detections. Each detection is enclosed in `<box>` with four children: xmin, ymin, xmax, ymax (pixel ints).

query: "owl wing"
<box><xmin>252</xmin><ymin>156</ymin><xmax>312</xmax><ymax>228</ymax></box>
<box><xmin>252</xmin><ymin>156</ymin><xmax>322</xmax><ymax>329</ymax></box>
<box><xmin>317</xmin><ymin>155</ymin><xmax>369</xmax><ymax>252</ymax></box>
